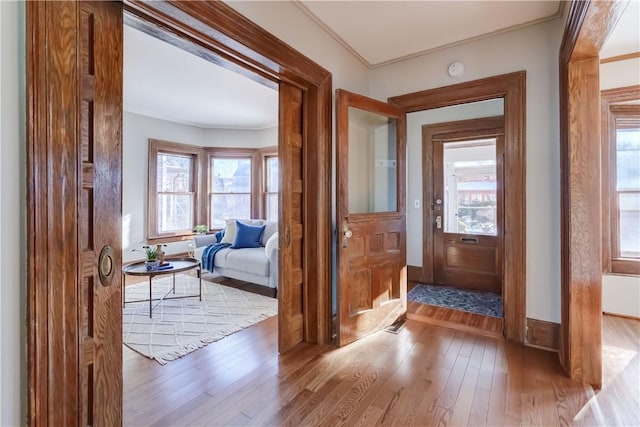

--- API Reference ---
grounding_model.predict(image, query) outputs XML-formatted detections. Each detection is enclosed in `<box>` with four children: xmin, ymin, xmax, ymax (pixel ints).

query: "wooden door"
<box><xmin>432</xmin><ymin>132</ymin><xmax>504</xmax><ymax>294</ymax></box>
<box><xmin>336</xmin><ymin>89</ymin><xmax>407</xmax><ymax>346</ymax></box>
<box><xmin>28</xmin><ymin>1</ymin><xmax>123</xmax><ymax>424</ymax></box>
<box><xmin>278</xmin><ymin>83</ymin><xmax>305</xmax><ymax>352</ymax></box>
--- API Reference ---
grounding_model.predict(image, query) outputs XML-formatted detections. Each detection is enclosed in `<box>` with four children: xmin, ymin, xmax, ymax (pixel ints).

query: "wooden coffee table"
<box><xmin>122</xmin><ymin>257</ymin><xmax>202</xmax><ymax>318</ymax></box>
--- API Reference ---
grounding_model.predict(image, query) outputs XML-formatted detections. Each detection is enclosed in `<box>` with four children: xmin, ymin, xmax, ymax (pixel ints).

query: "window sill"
<box><xmin>609</xmin><ymin>258</ymin><xmax>640</xmax><ymax>276</ymax></box>
<box><xmin>147</xmin><ymin>234</ymin><xmax>196</xmax><ymax>245</ymax></box>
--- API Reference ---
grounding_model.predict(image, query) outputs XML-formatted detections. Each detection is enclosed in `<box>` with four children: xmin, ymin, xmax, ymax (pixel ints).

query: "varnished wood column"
<box><xmin>564</xmin><ymin>56</ymin><xmax>602</xmax><ymax>387</ymax></box>
<box><xmin>558</xmin><ymin>0</ymin><xmax>626</xmax><ymax>388</ymax></box>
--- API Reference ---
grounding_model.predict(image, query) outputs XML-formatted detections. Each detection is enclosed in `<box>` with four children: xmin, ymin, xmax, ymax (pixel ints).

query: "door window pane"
<box><xmin>443</xmin><ymin>139</ymin><xmax>497</xmax><ymax>236</ymax></box>
<box><xmin>619</xmin><ymin>192</ymin><xmax>640</xmax><ymax>258</ymax></box>
<box><xmin>348</xmin><ymin>107</ymin><xmax>397</xmax><ymax>214</ymax></box>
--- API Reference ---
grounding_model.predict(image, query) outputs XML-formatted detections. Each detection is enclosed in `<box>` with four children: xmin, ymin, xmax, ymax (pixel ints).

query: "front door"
<box><xmin>336</xmin><ymin>90</ymin><xmax>407</xmax><ymax>346</ymax></box>
<box><xmin>429</xmin><ymin>118</ymin><xmax>504</xmax><ymax>294</ymax></box>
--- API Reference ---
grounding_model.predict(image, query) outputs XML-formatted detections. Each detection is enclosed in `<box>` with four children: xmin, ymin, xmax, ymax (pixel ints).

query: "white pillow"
<box><xmin>261</xmin><ymin>221</ymin><xmax>278</xmax><ymax>246</ymax></box>
<box><xmin>264</xmin><ymin>232</ymin><xmax>279</xmax><ymax>259</ymax></box>
<box><xmin>220</xmin><ymin>219</ymin><xmax>264</xmax><ymax>245</ymax></box>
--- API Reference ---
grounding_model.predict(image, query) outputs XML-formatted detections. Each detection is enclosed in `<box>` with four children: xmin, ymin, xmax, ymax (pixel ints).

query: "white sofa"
<box><xmin>194</xmin><ymin>220</ymin><xmax>279</xmax><ymax>291</ymax></box>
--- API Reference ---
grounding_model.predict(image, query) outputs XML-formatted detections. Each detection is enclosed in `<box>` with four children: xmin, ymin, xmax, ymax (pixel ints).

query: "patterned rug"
<box><xmin>122</xmin><ymin>274</ymin><xmax>278</xmax><ymax>364</ymax></box>
<box><xmin>408</xmin><ymin>284</ymin><xmax>503</xmax><ymax>318</ymax></box>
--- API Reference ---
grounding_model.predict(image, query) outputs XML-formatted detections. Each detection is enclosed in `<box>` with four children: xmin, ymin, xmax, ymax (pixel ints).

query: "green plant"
<box><xmin>142</xmin><ymin>245</ymin><xmax>158</xmax><ymax>261</ymax></box>
<box><xmin>133</xmin><ymin>245</ymin><xmax>165</xmax><ymax>261</ymax></box>
<box><xmin>194</xmin><ymin>224</ymin><xmax>208</xmax><ymax>234</ymax></box>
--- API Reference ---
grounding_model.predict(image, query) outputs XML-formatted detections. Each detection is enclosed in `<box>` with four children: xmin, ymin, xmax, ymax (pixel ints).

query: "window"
<box><xmin>209</xmin><ymin>156</ymin><xmax>252</xmax><ymax>228</ymax></box>
<box><xmin>602</xmin><ymin>96</ymin><xmax>640</xmax><ymax>275</ymax></box>
<box><xmin>148</xmin><ymin>141</ymin><xmax>278</xmax><ymax>241</ymax></box>
<box><xmin>264</xmin><ymin>156</ymin><xmax>279</xmax><ymax>222</ymax></box>
<box><xmin>148</xmin><ymin>139</ymin><xmax>201</xmax><ymax>241</ymax></box>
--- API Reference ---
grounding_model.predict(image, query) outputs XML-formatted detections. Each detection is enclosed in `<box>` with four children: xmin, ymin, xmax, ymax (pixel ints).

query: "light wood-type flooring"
<box><xmin>124</xmin><ymin>314</ymin><xmax>640</xmax><ymax>426</ymax></box>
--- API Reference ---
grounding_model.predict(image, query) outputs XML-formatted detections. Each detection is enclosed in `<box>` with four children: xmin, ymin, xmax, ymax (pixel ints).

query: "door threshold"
<box><xmin>407</xmin><ymin>301</ymin><xmax>503</xmax><ymax>339</ymax></box>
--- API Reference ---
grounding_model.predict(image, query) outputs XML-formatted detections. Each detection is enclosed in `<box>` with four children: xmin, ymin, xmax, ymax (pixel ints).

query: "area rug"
<box><xmin>408</xmin><ymin>284</ymin><xmax>503</xmax><ymax>318</ymax></box>
<box><xmin>122</xmin><ymin>274</ymin><xmax>278</xmax><ymax>364</ymax></box>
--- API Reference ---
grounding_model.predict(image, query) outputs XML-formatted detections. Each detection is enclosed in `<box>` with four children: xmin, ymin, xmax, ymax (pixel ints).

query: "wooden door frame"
<box><xmin>423</xmin><ymin>116</ymin><xmax>505</xmax><ymax>294</ymax></box>
<box><xmin>389</xmin><ymin>72</ymin><xmax>526</xmax><ymax>343</ymax></box>
<box><xmin>558</xmin><ymin>0</ymin><xmax>626</xmax><ymax>387</ymax></box>
<box><xmin>27</xmin><ymin>1</ymin><xmax>333</xmax><ymax>423</ymax></box>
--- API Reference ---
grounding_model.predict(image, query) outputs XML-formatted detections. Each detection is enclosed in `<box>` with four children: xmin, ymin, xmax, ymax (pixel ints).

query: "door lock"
<box><xmin>435</xmin><ymin>215</ymin><xmax>442</xmax><ymax>229</ymax></box>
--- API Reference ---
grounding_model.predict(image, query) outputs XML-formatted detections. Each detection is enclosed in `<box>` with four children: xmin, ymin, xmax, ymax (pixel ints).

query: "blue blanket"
<box><xmin>201</xmin><ymin>242</ymin><xmax>231</xmax><ymax>272</ymax></box>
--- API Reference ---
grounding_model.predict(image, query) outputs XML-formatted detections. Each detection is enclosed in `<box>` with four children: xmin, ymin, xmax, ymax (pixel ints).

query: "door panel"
<box><xmin>27</xmin><ymin>1</ymin><xmax>123</xmax><ymax>424</ymax></box>
<box><xmin>81</xmin><ymin>2</ymin><xmax>123</xmax><ymax>424</ymax></box>
<box><xmin>278</xmin><ymin>83</ymin><xmax>305</xmax><ymax>352</ymax></box>
<box><xmin>433</xmin><ymin>132</ymin><xmax>504</xmax><ymax>294</ymax></box>
<box><xmin>336</xmin><ymin>90</ymin><xmax>407</xmax><ymax>347</ymax></box>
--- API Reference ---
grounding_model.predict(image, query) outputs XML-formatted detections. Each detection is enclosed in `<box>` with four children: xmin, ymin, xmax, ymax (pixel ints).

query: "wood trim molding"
<box><xmin>389</xmin><ymin>72</ymin><xmax>526</xmax><ymax>344</ymax></box>
<box><xmin>526</xmin><ymin>318</ymin><xmax>560</xmax><ymax>352</ymax></box>
<box><xmin>407</xmin><ymin>265</ymin><xmax>425</xmax><ymax>285</ymax></box>
<box><xmin>600</xmin><ymin>51</ymin><xmax>640</xmax><ymax>64</ymax></box>
<box><xmin>558</xmin><ymin>0</ymin><xmax>626</xmax><ymax>388</ymax></box>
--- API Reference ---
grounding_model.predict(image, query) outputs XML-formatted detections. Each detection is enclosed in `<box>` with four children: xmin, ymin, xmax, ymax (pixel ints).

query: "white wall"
<box><xmin>0</xmin><ymin>1</ymin><xmax>25</xmax><ymax>424</ymax></box>
<box><xmin>370</xmin><ymin>19</ymin><xmax>565</xmax><ymax>323</ymax></box>
<box><xmin>405</xmin><ymin>100</ymin><xmax>504</xmax><ymax>266</ymax></box>
<box><xmin>600</xmin><ymin>57</ymin><xmax>640</xmax><ymax>90</ymax></box>
<box><xmin>600</xmin><ymin>58</ymin><xmax>640</xmax><ymax>318</ymax></box>
<box><xmin>225</xmin><ymin>1</ymin><xmax>369</xmax><ymax>94</ymax></box>
<box><xmin>122</xmin><ymin>112</ymin><xmax>276</xmax><ymax>262</ymax></box>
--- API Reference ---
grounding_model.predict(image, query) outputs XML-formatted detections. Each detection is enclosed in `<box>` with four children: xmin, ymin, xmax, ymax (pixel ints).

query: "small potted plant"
<box><xmin>194</xmin><ymin>224</ymin><xmax>208</xmax><ymax>234</ymax></box>
<box><xmin>133</xmin><ymin>245</ymin><xmax>165</xmax><ymax>271</ymax></box>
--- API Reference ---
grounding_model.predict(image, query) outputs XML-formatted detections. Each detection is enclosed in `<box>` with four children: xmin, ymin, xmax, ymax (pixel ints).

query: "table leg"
<box><xmin>122</xmin><ymin>272</ymin><xmax>125</xmax><ymax>308</ymax></box>
<box><xmin>149</xmin><ymin>275</ymin><xmax>153</xmax><ymax>318</ymax></box>
<box><xmin>199</xmin><ymin>267</ymin><xmax>202</xmax><ymax>301</ymax></box>
<box><xmin>173</xmin><ymin>273</ymin><xmax>176</xmax><ymax>294</ymax></box>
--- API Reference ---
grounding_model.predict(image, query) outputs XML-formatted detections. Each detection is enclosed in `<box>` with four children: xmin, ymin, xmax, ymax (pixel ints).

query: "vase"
<box><xmin>145</xmin><ymin>260</ymin><xmax>160</xmax><ymax>271</ymax></box>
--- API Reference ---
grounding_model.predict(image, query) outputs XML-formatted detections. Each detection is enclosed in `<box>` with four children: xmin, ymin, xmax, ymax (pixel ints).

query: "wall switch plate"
<box><xmin>414</xmin><ymin>199</ymin><xmax>420</xmax><ymax>208</ymax></box>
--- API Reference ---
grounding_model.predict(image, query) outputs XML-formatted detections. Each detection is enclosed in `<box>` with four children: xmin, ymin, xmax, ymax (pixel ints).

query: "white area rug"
<box><xmin>122</xmin><ymin>274</ymin><xmax>277</xmax><ymax>364</ymax></box>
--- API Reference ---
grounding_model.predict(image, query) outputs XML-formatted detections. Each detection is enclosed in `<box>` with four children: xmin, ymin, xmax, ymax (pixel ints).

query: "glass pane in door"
<box><xmin>348</xmin><ymin>107</ymin><xmax>397</xmax><ymax>214</ymax></box>
<box><xmin>443</xmin><ymin>139</ymin><xmax>497</xmax><ymax>235</ymax></box>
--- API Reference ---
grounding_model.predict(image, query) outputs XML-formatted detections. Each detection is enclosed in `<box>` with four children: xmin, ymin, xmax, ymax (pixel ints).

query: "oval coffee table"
<box><xmin>122</xmin><ymin>257</ymin><xmax>202</xmax><ymax>318</ymax></box>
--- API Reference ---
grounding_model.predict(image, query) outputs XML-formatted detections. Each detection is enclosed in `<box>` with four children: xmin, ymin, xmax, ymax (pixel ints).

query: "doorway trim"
<box><xmin>558</xmin><ymin>0</ymin><xmax>626</xmax><ymax>387</ymax></box>
<box><xmin>389</xmin><ymin>72</ymin><xmax>526</xmax><ymax>343</ymax></box>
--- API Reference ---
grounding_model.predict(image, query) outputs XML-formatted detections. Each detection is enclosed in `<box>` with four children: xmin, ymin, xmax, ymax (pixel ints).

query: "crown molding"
<box><xmin>293</xmin><ymin>0</ymin><xmax>566</xmax><ymax>70</ymax></box>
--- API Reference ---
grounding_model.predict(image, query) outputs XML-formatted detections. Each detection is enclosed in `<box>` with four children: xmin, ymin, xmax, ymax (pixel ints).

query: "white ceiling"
<box><xmin>297</xmin><ymin>0</ymin><xmax>562</xmax><ymax>67</ymax></box>
<box><xmin>123</xmin><ymin>25</ymin><xmax>278</xmax><ymax>130</ymax></box>
<box><xmin>125</xmin><ymin>0</ymin><xmax>637</xmax><ymax>129</ymax></box>
<box><xmin>600</xmin><ymin>0</ymin><xmax>640</xmax><ymax>58</ymax></box>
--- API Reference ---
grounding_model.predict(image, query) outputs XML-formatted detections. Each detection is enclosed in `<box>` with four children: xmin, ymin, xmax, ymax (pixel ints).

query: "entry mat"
<box><xmin>408</xmin><ymin>284</ymin><xmax>503</xmax><ymax>318</ymax></box>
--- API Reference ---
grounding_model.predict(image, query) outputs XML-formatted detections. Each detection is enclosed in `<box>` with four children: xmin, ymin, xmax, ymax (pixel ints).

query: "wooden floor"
<box><xmin>407</xmin><ymin>300</ymin><xmax>503</xmax><ymax>338</ymax></box>
<box><xmin>123</xmin><ymin>315</ymin><xmax>640</xmax><ymax>426</ymax></box>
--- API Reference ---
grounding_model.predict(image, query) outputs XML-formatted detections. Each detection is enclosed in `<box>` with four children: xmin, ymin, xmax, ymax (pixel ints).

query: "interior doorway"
<box><xmin>26</xmin><ymin>2</ymin><xmax>332</xmax><ymax>423</ymax></box>
<box><xmin>389</xmin><ymin>72</ymin><xmax>526</xmax><ymax>342</ymax></box>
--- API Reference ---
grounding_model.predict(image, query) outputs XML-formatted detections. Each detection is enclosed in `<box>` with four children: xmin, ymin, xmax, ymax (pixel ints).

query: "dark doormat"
<box><xmin>408</xmin><ymin>284</ymin><xmax>503</xmax><ymax>318</ymax></box>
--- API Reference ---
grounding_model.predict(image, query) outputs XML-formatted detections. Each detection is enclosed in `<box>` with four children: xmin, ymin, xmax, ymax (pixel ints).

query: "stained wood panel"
<box><xmin>279</xmin><ymin>83</ymin><xmax>305</xmax><ymax>352</ymax></box>
<box><xmin>27</xmin><ymin>1</ymin><xmax>123</xmax><ymax>425</ymax></box>
<box><xmin>558</xmin><ymin>0</ymin><xmax>624</xmax><ymax>387</ymax></box>
<box><xmin>81</xmin><ymin>2</ymin><xmax>124</xmax><ymax>424</ymax></box>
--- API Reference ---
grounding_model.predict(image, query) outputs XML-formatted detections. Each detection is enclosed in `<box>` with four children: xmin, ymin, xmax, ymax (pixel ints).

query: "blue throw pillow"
<box><xmin>231</xmin><ymin>221</ymin><xmax>266</xmax><ymax>249</ymax></box>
